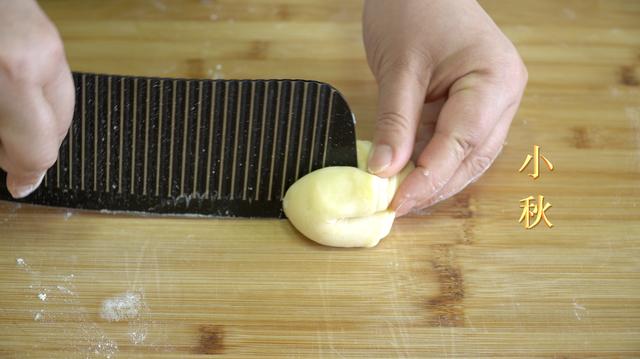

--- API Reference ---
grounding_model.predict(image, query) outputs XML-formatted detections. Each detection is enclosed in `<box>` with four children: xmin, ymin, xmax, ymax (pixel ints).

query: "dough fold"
<box><xmin>283</xmin><ymin>140</ymin><xmax>413</xmax><ymax>248</ymax></box>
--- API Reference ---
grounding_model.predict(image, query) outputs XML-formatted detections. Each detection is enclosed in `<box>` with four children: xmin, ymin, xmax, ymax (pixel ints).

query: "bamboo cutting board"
<box><xmin>1</xmin><ymin>0</ymin><xmax>639</xmax><ymax>357</ymax></box>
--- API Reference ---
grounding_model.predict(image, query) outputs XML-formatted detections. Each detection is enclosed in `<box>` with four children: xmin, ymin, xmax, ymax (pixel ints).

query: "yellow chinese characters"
<box><xmin>519</xmin><ymin>195</ymin><xmax>553</xmax><ymax>229</ymax></box>
<box><xmin>519</xmin><ymin>144</ymin><xmax>554</xmax><ymax>179</ymax></box>
<box><xmin>518</xmin><ymin>145</ymin><xmax>554</xmax><ymax>229</ymax></box>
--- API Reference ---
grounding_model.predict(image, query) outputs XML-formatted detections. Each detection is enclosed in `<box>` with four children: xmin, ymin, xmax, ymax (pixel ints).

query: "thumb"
<box><xmin>0</xmin><ymin>88</ymin><xmax>61</xmax><ymax>199</ymax></box>
<box><xmin>0</xmin><ymin>145</ymin><xmax>48</xmax><ymax>199</ymax></box>
<box><xmin>368</xmin><ymin>70</ymin><xmax>428</xmax><ymax>178</ymax></box>
<box><xmin>6</xmin><ymin>171</ymin><xmax>46</xmax><ymax>199</ymax></box>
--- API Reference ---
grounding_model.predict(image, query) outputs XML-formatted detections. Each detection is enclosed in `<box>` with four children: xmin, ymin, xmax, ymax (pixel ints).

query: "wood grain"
<box><xmin>0</xmin><ymin>0</ymin><xmax>639</xmax><ymax>357</ymax></box>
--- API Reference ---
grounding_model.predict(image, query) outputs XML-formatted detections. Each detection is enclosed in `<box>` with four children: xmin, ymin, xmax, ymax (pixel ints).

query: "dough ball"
<box><xmin>282</xmin><ymin>140</ymin><xmax>414</xmax><ymax>248</ymax></box>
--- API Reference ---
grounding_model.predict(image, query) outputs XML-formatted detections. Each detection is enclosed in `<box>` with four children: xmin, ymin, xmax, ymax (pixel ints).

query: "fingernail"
<box><xmin>368</xmin><ymin>144</ymin><xmax>392</xmax><ymax>174</ymax></box>
<box><xmin>395</xmin><ymin>199</ymin><xmax>416</xmax><ymax>217</ymax></box>
<box><xmin>8</xmin><ymin>173</ymin><xmax>45</xmax><ymax>199</ymax></box>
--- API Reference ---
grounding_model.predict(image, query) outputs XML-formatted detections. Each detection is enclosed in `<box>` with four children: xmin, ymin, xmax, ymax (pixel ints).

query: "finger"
<box><xmin>392</xmin><ymin>80</ymin><xmax>507</xmax><ymax>216</ymax></box>
<box><xmin>415</xmin><ymin>110</ymin><xmax>514</xmax><ymax>210</ymax></box>
<box><xmin>0</xmin><ymin>87</ymin><xmax>59</xmax><ymax>198</ymax></box>
<box><xmin>368</xmin><ymin>69</ymin><xmax>429</xmax><ymax>177</ymax></box>
<box><xmin>412</xmin><ymin>99</ymin><xmax>444</xmax><ymax>161</ymax></box>
<box><xmin>3</xmin><ymin>167</ymin><xmax>46</xmax><ymax>199</ymax></box>
<box><xmin>43</xmin><ymin>63</ymin><xmax>75</xmax><ymax>142</ymax></box>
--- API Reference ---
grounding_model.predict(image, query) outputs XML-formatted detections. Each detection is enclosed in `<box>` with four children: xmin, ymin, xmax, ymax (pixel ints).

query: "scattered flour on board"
<box><xmin>14</xmin><ymin>256</ymin><xmax>157</xmax><ymax>351</ymax></box>
<box><xmin>213</xmin><ymin>64</ymin><xmax>224</xmax><ymax>79</ymax></box>
<box><xmin>57</xmin><ymin>285</ymin><xmax>74</xmax><ymax>295</ymax></box>
<box><xmin>2</xmin><ymin>203</ymin><xmax>21</xmax><ymax>223</ymax></box>
<box><xmin>152</xmin><ymin>0</ymin><xmax>167</xmax><ymax>12</ymax></box>
<box><xmin>101</xmin><ymin>292</ymin><xmax>143</xmax><ymax>322</ymax></box>
<box><xmin>562</xmin><ymin>8</ymin><xmax>576</xmax><ymax>20</ymax></box>
<box><xmin>100</xmin><ymin>291</ymin><xmax>150</xmax><ymax>345</ymax></box>
<box><xmin>610</xmin><ymin>86</ymin><xmax>622</xmax><ymax>97</ymax></box>
<box><xmin>573</xmin><ymin>298</ymin><xmax>587</xmax><ymax>321</ymax></box>
<box><xmin>89</xmin><ymin>338</ymin><xmax>118</xmax><ymax>359</ymax></box>
<box><xmin>129</xmin><ymin>330</ymin><xmax>147</xmax><ymax>345</ymax></box>
<box><xmin>34</xmin><ymin>310</ymin><xmax>44</xmax><ymax>321</ymax></box>
<box><xmin>15</xmin><ymin>256</ymin><xmax>122</xmax><ymax>357</ymax></box>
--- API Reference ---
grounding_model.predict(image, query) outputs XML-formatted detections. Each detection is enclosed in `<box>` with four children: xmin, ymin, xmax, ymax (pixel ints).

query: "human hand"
<box><xmin>363</xmin><ymin>0</ymin><xmax>527</xmax><ymax>216</ymax></box>
<box><xmin>0</xmin><ymin>0</ymin><xmax>74</xmax><ymax>198</ymax></box>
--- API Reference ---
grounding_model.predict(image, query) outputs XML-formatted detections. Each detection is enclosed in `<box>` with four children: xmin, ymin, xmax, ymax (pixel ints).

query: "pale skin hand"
<box><xmin>363</xmin><ymin>0</ymin><xmax>528</xmax><ymax>216</ymax></box>
<box><xmin>0</xmin><ymin>0</ymin><xmax>74</xmax><ymax>198</ymax></box>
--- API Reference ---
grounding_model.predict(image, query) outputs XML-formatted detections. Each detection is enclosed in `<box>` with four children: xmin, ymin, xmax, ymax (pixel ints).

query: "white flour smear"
<box><xmin>101</xmin><ymin>292</ymin><xmax>143</xmax><ymax>322</ymax></box>
<box><xmin>15</xmin><ymin>256</ymin><xmax>120</xmax><ymax>358</ymax></box>
<box><xmin>13</xmin><ymin>253</ymin><xmax>170</xmax><ymax>354</ymax></box>
<box><xmin>1</xmin><ymin>202</ymin><xmax>21</xmax><ymax>223</ymax></box>
<box><xmin>100</xmin><ymin>291</ymin><xmax>150</xmax><ymax>345</ymax></box>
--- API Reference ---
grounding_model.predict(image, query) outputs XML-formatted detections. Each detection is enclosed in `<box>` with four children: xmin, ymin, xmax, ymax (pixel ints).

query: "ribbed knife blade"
<box><xmin>0</xmin><ymin>72</ymin><xmax>357</xmax><ymax>217</ymax></box>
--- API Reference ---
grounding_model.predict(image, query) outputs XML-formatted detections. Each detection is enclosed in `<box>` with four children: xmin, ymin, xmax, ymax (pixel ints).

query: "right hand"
<box><xmin>363</xmin><ymin>0</ymin><xmax>528</xmax><ymax>216</ymax></box>
<box><xmin>0</xmin><ymin>0</ymin><xmax>74</xmax><ymax>198</ymax></box>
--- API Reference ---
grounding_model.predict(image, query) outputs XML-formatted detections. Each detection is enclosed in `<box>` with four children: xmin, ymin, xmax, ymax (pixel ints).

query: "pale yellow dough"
<box><xmin>282</xmin><ymin>140</ymin><xmax>414</xmax><ymax>248</ymax></box>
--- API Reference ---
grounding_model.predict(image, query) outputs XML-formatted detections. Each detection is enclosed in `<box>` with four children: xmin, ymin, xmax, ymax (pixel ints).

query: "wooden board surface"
<box><xmin>1</xmin><ymin>0</ymin><xmax>639</xmax><ymax>357</ymax></box>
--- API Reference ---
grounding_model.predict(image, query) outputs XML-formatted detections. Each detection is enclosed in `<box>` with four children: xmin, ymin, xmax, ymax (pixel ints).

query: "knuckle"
<box><xmin>450</xmin><ymin>134</ymin><xmax>478</xmax><ymax>161</ymax></box>
<box><xmin>468</xmin><ymin>153</ymin><xmax>494</xmax><ymax>176</ymax></box>
<box><xmin>378</xmin><ymin>52</ymin><xmax>432</xmax><ymax>91</ymax></box>
<box><xmin>483</xmin><ymin>47</ymin><xmax>528</xmax><ymax>92</ymax></box>
<box><xmin>0</xmin><ymin>33</ymin><xmax>64</xmax><ymax>84</ymax></box>
<box><xmin>508</xmin><ymin>57</ymin><xmax>528</xmax><ymax>90</ymax></box>
<box><xmin>0</xmin><ymin>53</ymin><xmax>32</xmax><ymax>82</ymax></box>
<box><xmin>376</xmin><ymin>111</ymin><xmax>413</xmax><ymax>135</ymax></box>
<box><xmin>519</xmin><ymin>60</ymin><xmax>529</xmax><ymax>84</ymax></box>
<box><xmin>500</xmin><ymin>55</ymin><xmax>528</xmax><ymax>90</ymax></box>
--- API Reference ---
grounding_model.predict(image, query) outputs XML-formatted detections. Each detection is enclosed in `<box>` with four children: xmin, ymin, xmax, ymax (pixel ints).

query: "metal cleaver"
<box><xmin>0</xmin><ymin>72</ymin><xmax>358</xmax><ymax>217</ymax></box>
